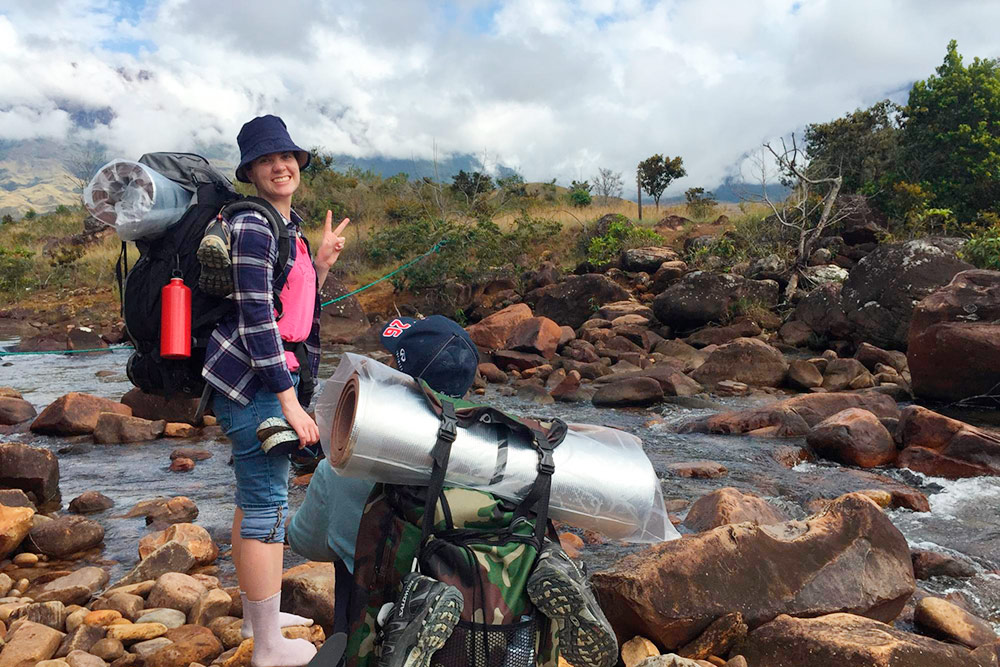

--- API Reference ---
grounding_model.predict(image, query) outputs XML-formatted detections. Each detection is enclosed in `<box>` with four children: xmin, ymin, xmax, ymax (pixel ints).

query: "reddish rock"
<box><xmin>779</xmin><ymin>320</ymin><xmax>814</xmax><ymax>347</ymax></box>
<box><xmin>677</xmin><ymin>611</ymin><xmax>748</xmax><ymax>661</ymax></box>
<box><xmin>683</xmin><ymin>488</ymin><xmax>788</xmax><ymax>532</ymax></box>
<box><xmin>120</xmin><ymin>388</ymin><xmax>203</xmax><ymax>426</ymax></box>
<box><xmin>739</xmin><ymin>612</ymin><xmax>987</xmax><ymax>667</ymax></box>
<box><xmin>506</xmin><ymin>316</ymin><xmax>563</xmax><ymax>359</ymax></box>
<box><xmin>0</xmin><ymin>619</ymin><xmax>65</xmax><ymax>665</ymax></box>
<box><xmin>281</xmin><ymin>561</ymin><xmax>335</xmax><ymax>632</ymax></box>
<box><xmin>169</xmin><ymin>448</ymin><xmax>211</xmax><ymax>461</ymax></box>
<box><xmin>29</xmin><ymin>566</ymin><xmax>109</xmax><ymax>606</ymax></box>
<box><xmin>0</xmin><ymin>441</ymin><xmax>61</xmax><ymax>510</ymax></box>
<box><xmin>806</xmin><ymin>408</ymin><xmax>897</xmax><ymax>468</ymax></box>
<box><xmin>146</xmin><ymin>624</ymin><xmax>223</xmax><ymax>667</ymax></box>
<box><xmin>691</xmin><ymin>338</ymin><xmax>787</xmax><ymax>388</ymax></box>
<box><xmin>0</xmin><ymin>396</ymin><xmax>37</xmax><ymax>425</ymax></box>
<box><xmin>855</xmin><ymin>342</ymin><xmax>908</xmax><ymax>373</ymax></box>
<box><xmin>169</xmin><ymin>457</ymin><xmax>195</xmax><ymax>472</ymax></box>
<box><xmin>93</xmin><ymin>413</ymin><xmax>165</xmax><ymax>444</ymax></box>
<box><xmin>895</xmin><ymin>406</ymin><xmax>1000</xmax><ymax>477</ymax></box>
<box><xmin>686</xmin><ymin>320</ymin><xmax>762</xmax><ymax>348</ymax></box>
<box><xmin>592</xmin><ymin>377</ymin><xmax>663</xmax><ymax>407</ymax></box>
<box><xmin>28</xmin><ymin>515</ymin><xmax>105</xmax><ymax>557</ymax></box>
<box><xmin>477</xmin><ymin>363</ymin><xmax>508</xmax><ymax>384</ymax></box>
<box><xmin>0</xmin><ymin>503</ymin><xmax>34</xmax><ymax>559</ymax></box>
<box><xmin>163</xmin><ymin>422</ymin><xmax>197</xmax><ymax>438</ymax></box>
<box><xmin>595</xmin><ymin>300</ymin><xmax>654</xmax><ymax>321</ymax></box>
<box><xmin>536</xmin><ymin>274</ymin><xmax>631</xmax><ymax>329</ymax></box>
<box><xmin>466</xmin><ymin>303</ymin><xmax>533</xmax><ymax>350</ymax></box>
<box><xmin>30</xmin><ymin>392</ymin><xmax>132</xmax><ymax>435</ymax></box>
<box><xmin>679</xmin><ymin>391</ymin><xmax>899</xmax><ymax>435</ymax></box>
<box><xmin>911</xmin><ymin>549</ymin><xmax>977</xmax><ymax>580</ymax></box>
<box><xmin>821</xmin><ymin>358</ymin><xmax>873</xmax><ymax>391</ymax></box>
<box><xmin>549</xmin><ymin>370</ymin><xmax>583</xmax><ymax>401</ymax></box>
<box><xmin>785</xmin><ymin>360</ymin><xmax>823</xmax><ymax>391</ymax></box>
<box><xmin>69</xmin><ymin>491</ymin><xmax>114</xmax><ymax>514</ymax></box>
<box><xmin>897</xmin><ymin>446</ymin><xmax>997</xmax><ymax>479</ymax></box>
<box><xmin>492</xmin><ymin>350</ymin><xmax>547</xmax><ymax>372</ymax></box>
<box><xmin>667</xmin><ymin>461</ymin><xmax>728</xmax><ymax>479</ymax></box>
<box><xmin>139</xmin><ymin>523</ymin><xmax>218</xmax><ymax>567</ymax></box>
<box><xmin>592</xmin><ymin>494</ymin><xmax>915</xmax><ymax>650</ymax></box>
<box><xmin>915</xmin><ymin>597</ymin><xmax>998</xmax><ymax>649</ymax></box>
<box><xmin>125</xmin><ymin>496</ymin><xmax>200</xmax><ymax>525</ymax></box>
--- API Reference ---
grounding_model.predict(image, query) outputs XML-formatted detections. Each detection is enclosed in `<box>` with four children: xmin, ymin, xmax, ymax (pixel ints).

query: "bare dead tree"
<box><xmin>592</xmin><ymin>167</ymin><xmax>623</xmax><ymax>204</ymax></box>
<box><xmin>750</xmin><ymin>134</ymin><xmax>858</xmax><ymax>269</ymax></box>
<box><xmin>63</xmin><ymin>140</ymin><xmax>109</xmax><ymax>195</ymax></box>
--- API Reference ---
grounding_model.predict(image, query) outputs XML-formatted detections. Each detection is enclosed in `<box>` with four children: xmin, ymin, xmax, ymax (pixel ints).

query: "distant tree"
<box><xmin>303</xmin><ymin>148</ymin><xmax>338</xmax><ymax>176</ymax></box>
<box><xmin>637</xmin><ymin>154</ymin><xmax>686</xmax><ymax>210</ymax></box>
<box><xmin>900</xmin><ymin>40</ymin><xmax>1000</xmax><ymax>221</ymax></box>
<box><xmin>450</xmin><ymin>170</ymin><xmax>495</xmax><ymax>206</ymax></box>
<box><xmin>23</xmin><ymin>208</ymin><xmax>36</xmax><ymax>220</ymax></box>
<box><xmin>684</xmin><ymin>187</ymin><xmax>718</xmax><ymax>219</ymax></box>
<box><xmin>568</xmin><ymin>187</ymin><xmax>592</xmax><ymax>208</ymax></box>
<box><xmin>496</xmin><ymin>172</ymin><xmax>528</xmax><ymax>198</ymax></box>
<box><xmin>1</xmin><ymin>214</ymin><xmax>13</xmax><ymax>225</ymax></box>
<box><xmin>63</xmin><ymin>140</ymin><xmax>109</xmax><ymax>194</ymax></box>
<box><xmin>592</xmin><ymin>168</ymin><xmax>623</xmax><ymax>204</ymax></box>
<box><xmin>570</xmin><ymin>179</ymin><xmax>591</xmax><ymax>193</ymax></box>
<box><xmin>804</xmin><ymin>99</ymin><xmax>902</xmax><ymax>194</ymax></box>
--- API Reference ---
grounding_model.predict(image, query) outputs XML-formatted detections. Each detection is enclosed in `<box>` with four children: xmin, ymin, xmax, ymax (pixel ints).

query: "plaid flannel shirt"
<box><xmin>202</xmin><ymin>209</ymin><xmax>321</xmax><ymax>406</ymax></box>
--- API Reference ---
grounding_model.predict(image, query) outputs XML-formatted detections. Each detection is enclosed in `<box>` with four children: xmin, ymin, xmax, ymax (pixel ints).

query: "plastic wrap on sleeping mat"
<box><xmin>315</xmin><ymin>352</ymin><xmax>678</xmax><ymax>543</ymax></box>
<box><xmin>83</xmin><ymin>159</ymin><xmax>192</xmax><ymax>240</ymax></box>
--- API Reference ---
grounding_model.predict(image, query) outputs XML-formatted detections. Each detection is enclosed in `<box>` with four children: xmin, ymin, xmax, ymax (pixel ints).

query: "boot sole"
<box><xmin>394</xmin><ymin>589</ymin><xmax>464</xmax><ymax>667</ymax></box>
<box><xmin>197</xmin><ymin>235</ymin><xmax>232</xmax><ymax>269</ymax></box>
<box><xmin>527</xmin><ymin>567</ymin><xmax>617</xmax><ymax>667</ymax></box>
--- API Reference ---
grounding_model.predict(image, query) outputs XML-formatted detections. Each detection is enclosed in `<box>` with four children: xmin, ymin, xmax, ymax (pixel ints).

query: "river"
<box><xmin>1</xmin><ymin>338</ymin><xmax>998</xmax><ymax>631</ymax></box>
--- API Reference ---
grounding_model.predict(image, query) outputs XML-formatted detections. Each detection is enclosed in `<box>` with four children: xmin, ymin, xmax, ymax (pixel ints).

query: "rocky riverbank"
<box><xmin>3</xmin><ymin>225</ymin><xmax>1000</xmax><ymax>665</ymax></box>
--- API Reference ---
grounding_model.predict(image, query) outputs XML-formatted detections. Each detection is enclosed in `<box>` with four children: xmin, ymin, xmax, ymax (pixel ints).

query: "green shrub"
<box><xmin>586</xmin><ymin>219</ymin><xmax>663</xmax><ymax>265</ymax></box>
<box><xmin>23</xmin><ymin>209</ymin><xmax>36</xmax><ymax>220</ymax></box>
<box><xmin>1</xmin><ymin>214</ymin><xmax>13</xmax><ymax>225</ymax></box>
<box><xmin>568</xmin><ymin>189</ymin><xmax>592</xmax><ymax>208</ymax></box>
<box><xmin>0</xmin><ymin>246</ymin><xmax>35</xmax><ymax>291</ymax></box>
<box><xmin>961</xmin><ymin>223</ymin><xmax>1000</xmax><ymax>269</ymax></box>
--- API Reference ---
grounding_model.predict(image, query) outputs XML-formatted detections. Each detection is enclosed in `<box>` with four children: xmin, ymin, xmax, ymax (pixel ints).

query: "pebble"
<box><xmin>12</xmin><ymin>553</ymin><xmax>38</xmax><ymax>567</ymax></box>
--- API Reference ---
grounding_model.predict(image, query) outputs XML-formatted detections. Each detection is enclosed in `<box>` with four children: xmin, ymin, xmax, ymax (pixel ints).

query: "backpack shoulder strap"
<box><xmin>221</xmin><ymin>196</ymin><xmax>291</xmax><ymax>314</ymax></box>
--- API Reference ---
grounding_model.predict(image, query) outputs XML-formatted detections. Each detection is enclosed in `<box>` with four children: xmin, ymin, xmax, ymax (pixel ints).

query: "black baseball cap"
<box><xmin>379</xmin><ymin>315</ymin><xmax>479</xmax><ymax>398</ymax></box>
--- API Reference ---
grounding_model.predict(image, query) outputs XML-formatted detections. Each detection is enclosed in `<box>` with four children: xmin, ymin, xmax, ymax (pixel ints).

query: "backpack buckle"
<box><xmin>537</xmin><ymin>447</ymin><xmax>555</xmax><ymax>476</ymax></box>
<box><xmin>437</xmin><ymin>418</ymin><xmax>457</xmax><ymax>444</ymax></box>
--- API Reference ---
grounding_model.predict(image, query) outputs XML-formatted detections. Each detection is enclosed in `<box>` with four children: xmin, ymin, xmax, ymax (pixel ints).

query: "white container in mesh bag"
<box><xmin>315</xmin><ymin>353</ymin><xmax>679</xmax><ymax>543</ymax></box>
<box><xmin>84</xmin><ymin>160</ymin><xmax>192</xmax><ymax>241</ymax></box>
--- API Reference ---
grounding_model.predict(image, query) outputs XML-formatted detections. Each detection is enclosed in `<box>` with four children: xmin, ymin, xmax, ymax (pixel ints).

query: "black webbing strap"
<box><xmin>283</xmin><ymin>340</ymin><xmax>315</xmax><ymax>407</ymax></box>
<box><xmin>194</xmin><ymin>383</ymin><xmax>212</xmax><ymax>426</ymax></box>
<box><xmin>420</xmin><ymin>399</ymin><xmax>458</xmax><ymax>544</ymax></box>
<box><xmin>513</xmin><ymin>419</ymin><xmax>566</xmax><ymax>548</ymax></box>
<box><xmin>115</xmin><ymin>241</ymin><xmax>128</xmax><ymax>316</ymax></box>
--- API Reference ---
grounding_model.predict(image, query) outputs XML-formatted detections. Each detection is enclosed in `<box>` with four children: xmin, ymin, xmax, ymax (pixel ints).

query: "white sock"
<box><xmin>241</xmin><ymin>591</ymin><xmax>315</xmax><ymax>638</ymax></box>
<box><xmin>244</xmin><ymin>591</ymin><xmax>317</xmax><ymax>667</ymax></box>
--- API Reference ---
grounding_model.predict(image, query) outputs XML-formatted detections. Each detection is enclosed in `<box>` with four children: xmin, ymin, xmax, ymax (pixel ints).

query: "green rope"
<box><xmin>2</xmin><ymin>240</ymin><xmax>448</xmax><ymax>357</ymax></box>
<box><xmin>320</xmin><ymin>239</ymin><xmax>447</xmax><ymax>308</ymax></box>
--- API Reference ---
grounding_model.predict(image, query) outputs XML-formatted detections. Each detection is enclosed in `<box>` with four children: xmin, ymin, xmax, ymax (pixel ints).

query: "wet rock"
<box><xmin>536</xmin><ymin>274</ymin><xmax>631</xmax><ymax>329</ymax></box>
<box><xmin>686</xmin><ymin>320</ymin><xmax>762</xmax><ymax>348</ymax></box>
<box><xmin>147</xmin><ymin>573</ymin><xmax>207</xmax><ymax>615</ymax></box>
<box><xmin>682</xmin><ymin>488</ymin><xmax>788</xmax><ymax>532</ymax></box>
<box><xmin>592</xmin><ymin>377</ymin><xmax>663</xmax><ymax>407</ymax></box>
<box><xmin>169</xmin><ymin>448</ymin><xmax>210</xmax><ymax>462</ymax></box>
<box><xmin>914</xmin><ymin>597</ymin><xmax>998</xmax><ymax>649</ymax></box>
<box><xmin>93</xmin><ymin>413</ymin><xmax>165</xmax><ymax>444</ymax></box>
<box><xmin>56</xmin><ymin>624</ymin><xmax>107</xmax><ymax>657</ymax></box>
<box><xmin>911</xmin><ymin>549</ymin><xmax>977</xmax><ymax>580</ymax></box>
<box><xmin>778</xmin><ymin>320</ymin><xmax>814</xmax><ymax>348</ymax></box>
<box><xmin>679</xmin><ymin>391</ymin><xmax>899</xmax><ymax>435</ymax></box>
<box><xmin>139</xmin><ymin>523</ymin><xmax>218</xmax><ymax>567</ymax></box>
<box><xmin>592</xmin><ymin>494</ymin><xmax>915</xmax><ymax>650</ymax></box>
<box><xmin>0</xmin><ymin>504</ymin><xmax>34</xmax><ymax>559</ymax></box>
<box><xmin>908</xmin><ymin>270</ymin><xmax>1000</xmax><ymax>401</ymax></box>
<box><xmin>466</xmin><ymin>304</ymin><xmax>533</xmax><ymax>350</ymax></box>
<box><xmin>29</xmin><ymin>567</ymin><xmax>109</xmax><ymax>606</ymax></box>
<box><xmin>0</xmin><ymin>620</ymin><xmax>65</xmax><ymax>665</ymax></box>
<box><xmin>28</xmin><ymin>515</ymin><xmax>105</xmax><ymax>558</ymax></box>
<box><xmin>0</xmin><ymin>397</ymin><xmax>36</xmax><ymax>425</ymax></box>
<box><xmin>124</xmin><ymin>497</ymin><xmax>199</xmax><ymax>525</ymax></box>
<box><xmin>114</xmin><ymin>541</ymin><xmax>197</xmax><ymax>588</ymax></box>
<box><xmin>738</xmin><ymin>612</ymin><xmax>987</xmax><ymax>667</ymax></box>
<box><xmin>168</xmin><ymin>457</ymin><xmax>194</xmax><ymax>472</ymax></box>
<box><xmin>505</xmin><ymin>316</ymin><xmax>562</xmax><ymax>359</ymax></box>
<box><xmin>477</xmin><ymin>363</ymin><xmax>507</xmax><ymax>384</ymax></box>
<box><xmin>841</xmin><ymin>238</ymin><xmax>972</xmax><ymax>350</ymax></box>
<box><xmin>677</xmin><ymin>611</ymin><xmax>748</xmax><ymax>661</ymax></box>
<box><xmin>0</xmin><ymin>488</ymin><xmax>34</xmax><ymax>509</ymax></box>
<box><xmin>806</xmin><ymin>408</ymin><xmax>897</xmax><ymax>468</ymax></box>
<box><xmin>162</xmin><ymin>423</ymin><xmax>196</xmax><ymax>438</ymax></box>
<box><xmin>30</xmin><ymin>393</ymin><xmax>132</xmax><ymax>436</ymax></box>
<box><xmin>492</xmin><ymin>350</ymin><xmax>547</xmax><ymax>373</ymax></box>
<box><xmin>69</xmin><ymin>491</ymin><xmax>114</xmax><ymax>515</ymax></box>
<box><xmin>281</xmin><ymin>561</ymin><xmax>335</xmax><ymax>632</ymax></box>
<box><xmin>0</xmin><ymin>441</ymin><xmax>61</xmax><ymax>510</ymax></box>
<box><xmin>0</xmin><ymin>387</ymin><xmax>22</xmax><ymax>398</ymax></box>
<box><xmin>188</xmin><ymin>589</ymin><xmax>231</xmax><ymax>626</ymax></box>
<box><xmin>896</xmin><ymin>405</ymin><xmax>1000</xmax><ymax>478</ymax></box>
<box><xmin>690</xmin><ymin>338</ymin><xmax>788</xmax><ymax>388</ymax></box>
<box><xmin>666</xmin><ymin>461</ymin><xmax>728</xmax><ymax>479</ymax></box>
<box><xmin>120</xmin><ymin>389</ymin><xmax>202</xmax><ymax>426</ymax></box>
<box><xmin>145</xmin><ymin>624</ymin><xmax>223</xmax><ymax>667</ymax></box>
<box><xmin>622</xmin><ymin>247</ymin><xmax>680</xmax><ymax>273</ymax></box>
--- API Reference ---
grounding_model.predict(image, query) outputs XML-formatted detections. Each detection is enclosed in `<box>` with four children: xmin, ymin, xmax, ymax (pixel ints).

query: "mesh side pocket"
<box><xmin>431</xmin><ymin>616</ymin><xmax>537</xmax><ymax>667</ymax></box>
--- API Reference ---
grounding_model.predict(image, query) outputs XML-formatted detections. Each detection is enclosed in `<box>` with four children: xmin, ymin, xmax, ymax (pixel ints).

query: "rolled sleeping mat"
<box><xmin>315</xmin><ymin>353</ymin><xmax>678</xmax><ymax>543</ymax></box>
<box><xmin>83</xmin><ymin>159</ymin><xmax>192</xmax><ymax>241</ymax></box>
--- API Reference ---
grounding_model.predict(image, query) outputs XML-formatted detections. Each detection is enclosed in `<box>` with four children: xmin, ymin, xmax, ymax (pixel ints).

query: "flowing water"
<box><xmin>1</xmin><ymin>338</ymin><xmax>998</xmax><ymax>629</ymax></box>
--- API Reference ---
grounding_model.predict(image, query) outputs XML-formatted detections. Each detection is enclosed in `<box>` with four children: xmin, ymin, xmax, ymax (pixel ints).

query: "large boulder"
<box><xmin>840</xmin><ymin>238</ymin><xmax>973</xmax><ymax>350</ymax></box>
<box><xmin>690</xmin><ymin>338</ymin><xmax>788</xmax><ymax>388</ymax></box>
<box><xmin>682</xmin><ymin>488</ymin><xmax>788</xmax><ymax>533</ymax></box>
<box><xmin>115</xmin><ymin>541</ymin><xmax>196</xmax><ymax>588</ymax></box>
<box><xmin>738</xmin><ymin>613</ymin><xmax>989</xmax><ymax>667</ymax></box>
<box><xmin>138</xmin><ymin>523</ymin><xmax>218</xmax><ymax>567</ymax></box>
<box><xmin>281</xmin><ymin>561</ymin><xmax>335</xmax><ymax>632</ymax></box>
<box><xmin>505</xmin><ymin>316</ymin><xmax>562</xmax><ymax>359</ymax></box>
<box><xmin>466</xmin><ymin>304</ymin><xmax>533</xmax><ymax>350</ymax></box>
<box><xmin>0</xmin><ymin>442</ymin><xmax>61</xmax><ymax>510</ymax></box>
<box><xmin>93</xmin><ymin>413</ymin><xmax>165</xmax><ymax>444</ymax></box>
<box><xmin>0</xmin><ymin>503</ymin><xmax>34</xmax><ymax>558</ymax></box>
<box><xmin>806</xmin><ymin>408</ymin><xmax>897</xmax><ymax>468</ymax></box>
<box><xmin>30</xmin><ymin>392</ymin><xmax>132</xmax><ymax>436</ymax></box>
<box><xmin>29</xmin><ymin>566</ymin><xmax>109</xmax><ymax>605</ymax></box>
<box><xmin>794</xmin><ymin>282</ymin><xmax>852</xmax><ymax>340</ymax></box>
<box><xmin>914</xmin><ymin>597</ymin><xmax>998</xmax><ymax>649</ymax></box>
<box><xmin>0</xmin><ymin>396</ymin><xmax>37</xmax><ymax>425</ymax></box>
<box><xmin>895</xmin><ymin>405</ymin><xmax>1000</xmax><ymax>478</ymax></box>
<box><xmin>124</xmin><ymin>496</ymin><xmax>199</xmax><ymax>525</ymax></box>
<box><xmin>120</xmin><ymin>389</ymin><xmax>203</xmax><ymax>426</ymax></box>
<box><xmin>621</xmin><ymin>247</ymin><xmax>680</xmax><ymax>273</ymax></box>
<box><xmin>592</xmin><ymin>377</ymin><xmax>663</xmax><ymax>407</ymax></box>
<box><xmin>679</xmin><ymin>391</ymin><xmax>899</xmax><ymax>436</ymax></box>
<box><xmin>535</xmin><ymin>274</ymin><xmax>630</xmax><ymax>329</ymax></box>
<box><xmin>652</xmin><ymin>272</ymin><xmax>778</xmax><ymax>332</ymax></box>
<box><xmin>145</xmin><ymin>624</ymin><xmax>223</xmax><ymax>667</ymax></box>
<box><xmin>907</xmin><ymin>269</ymin><xmax>1000</xmax><ymax>401</ymax></box>
<box><xmin>28</xmin><ymin>515</ymin><xmax>105</xmax><ymax>557</ymax></box>
<box><xmin>0</xmin><ymin>620</ymin><xmax>65</xmax><ymax>666</ymax></box>
<box><xmin>592</xmin><ymin>494</ymin><xmax>914</xmax><ymax>650</ymax></box>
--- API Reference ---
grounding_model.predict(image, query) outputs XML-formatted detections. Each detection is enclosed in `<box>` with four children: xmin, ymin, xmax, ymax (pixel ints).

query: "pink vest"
<box><xmin>277</xmin><ymin>235</ymin><xmax>316</xmax><ymax>371</ymax></box>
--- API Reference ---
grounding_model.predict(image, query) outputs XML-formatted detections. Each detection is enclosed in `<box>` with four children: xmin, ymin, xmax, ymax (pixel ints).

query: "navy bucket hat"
<box><xmin>235</xmin><ymin>114</ymin><xmax>310</xmax><ymax>183</ymax></box>
<box><xmin>380</xmin><ymin>315</ymin><xmax>480</xmax><ymax>398</ymax></box>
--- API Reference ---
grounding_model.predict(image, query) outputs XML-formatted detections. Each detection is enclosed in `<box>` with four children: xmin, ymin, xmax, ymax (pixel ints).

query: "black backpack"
<box><xmin>119</xmin><ymin>153</ymin><xmax>290</xmax><ymax>398</ymax></box>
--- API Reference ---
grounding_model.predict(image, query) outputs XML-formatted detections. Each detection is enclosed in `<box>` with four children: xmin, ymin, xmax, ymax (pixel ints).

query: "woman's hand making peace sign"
<box><xmin>315</xmin><ymin>210</ymin><xmax>349</xmax><ymax>287</ymax></box>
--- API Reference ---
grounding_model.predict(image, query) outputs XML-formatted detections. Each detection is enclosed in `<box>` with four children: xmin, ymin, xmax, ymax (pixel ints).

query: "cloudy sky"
<box><xmin>2</xmin><ymin>0</ymin><xmax>999</xmax><ymax>192</ymax></box>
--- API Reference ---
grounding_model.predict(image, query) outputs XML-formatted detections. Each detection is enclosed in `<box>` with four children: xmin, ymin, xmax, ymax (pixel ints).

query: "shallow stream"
<box><xmin>1</xmin><ymin>339</ymin><xmax>997</xmax><ymax>630</ymax></box>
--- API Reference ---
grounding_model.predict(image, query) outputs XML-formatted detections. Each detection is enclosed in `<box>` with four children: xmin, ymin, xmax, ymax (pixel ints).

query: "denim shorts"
<box><xmin>213</xmin><ymin>375</ymin><xmax>298</xmax><ymax>543</ymax></box>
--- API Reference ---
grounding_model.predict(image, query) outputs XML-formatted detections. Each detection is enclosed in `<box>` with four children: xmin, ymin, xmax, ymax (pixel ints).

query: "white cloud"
<box><xmin>1</xmin><ymin>0</ymin><xmax>999</xmax><ymax>192</ymax></box>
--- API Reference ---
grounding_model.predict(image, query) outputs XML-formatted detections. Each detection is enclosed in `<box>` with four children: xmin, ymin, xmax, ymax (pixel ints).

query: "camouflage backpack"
<box><xmin>344</xmin><ymin>386</ymin><xmax>567</xmax><ymax>667</ymax></box>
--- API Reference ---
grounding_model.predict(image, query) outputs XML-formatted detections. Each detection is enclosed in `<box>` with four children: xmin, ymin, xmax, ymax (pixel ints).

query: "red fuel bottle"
<box><xmin>160</xmin><ymin>277</ymin><xmax>191</xmax><ymax>359</ymax></box>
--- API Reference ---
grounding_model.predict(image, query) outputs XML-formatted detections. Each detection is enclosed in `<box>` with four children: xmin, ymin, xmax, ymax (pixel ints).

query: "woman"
<box><xmin>202</xmin><ymin>114</ymin><xmax>348</xmax><ymax>667</ymax></box>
